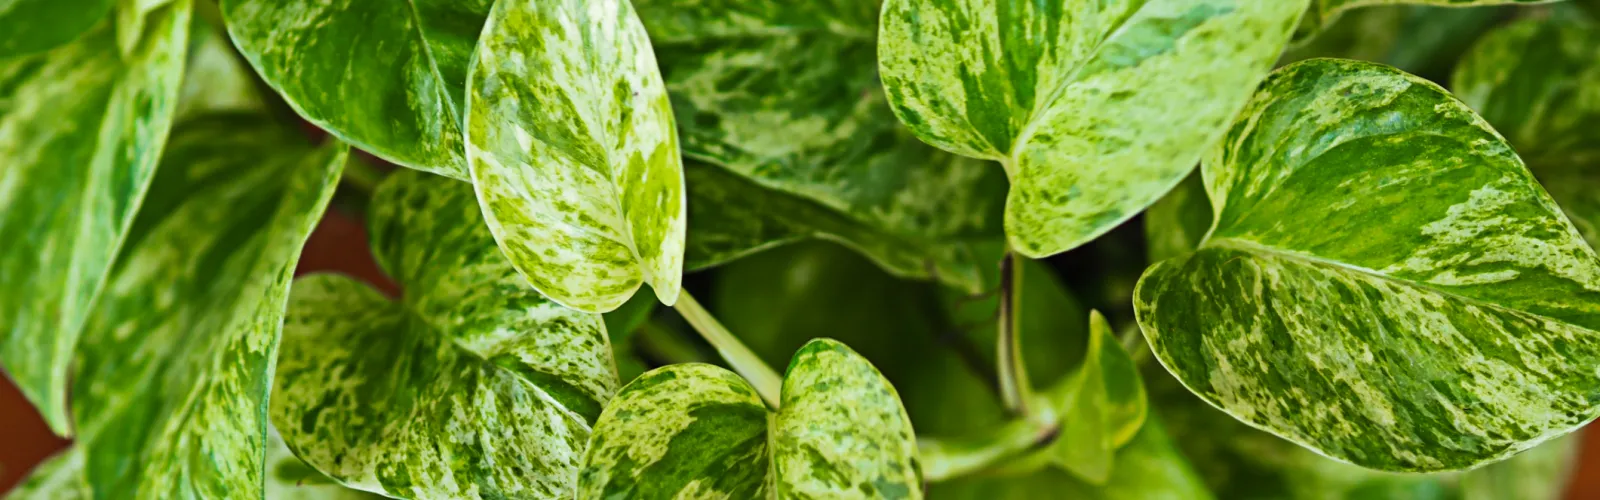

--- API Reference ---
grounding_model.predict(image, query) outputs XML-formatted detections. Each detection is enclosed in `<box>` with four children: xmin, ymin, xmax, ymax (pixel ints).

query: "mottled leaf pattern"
<box><xmin>0</xmin><ymin>0</ymin><xmax>115</xmax><ymax>57</ymax></box>
<box><xmin>650</xmin><ymin>7</ymin><xmax>1007</xmax><ymax>290</ymax></box>
<box><xmin>219</xmin><ymin>0</ymin><xmax>491</xmax><ymax>178</ymax></box>
<box><xmin>1047</xmin><ymin>312</ymin><xmax>1147</xmax><ymax>484</ymax></box>
<box><xmin>878</xmin><ymin>0</ymin><xmax>1307</xmax><ymax>257</ymax></box>
<box><xmin>7</xmin><ymin>449</ymin><xmax>90</xmax><ymax>500</ymax></box>
<box><xmin>1136</xmin><ymin>58</ymin><xmax>1600</xmax><ymax>471</ymax></box>
<box><xmin>54</xmin><ymin>112</ymin><xmax>345</xmax><ymax>498</ymax></box>
<box><xmin>467</xmin><ymin>0</ymin><xmax>685</xmax><ymax>313</ymax></box>
<box><xmin>577</xmin><ymin>363</ymin><xmax>771</xmax><ymax>499</ymax></box>
<box><xmin>1453</xmin><ymin>16</ymin><xmax>1600</xmax><ymax>246</ymax></box>
<box><xmin>773</xmin><ymin>339</ymin><xmax>922</xmax><ymax>498</ymax></box>
<box><xmin>579</xmin><ymin>340</ymin><xmax>921</xmax><ymax>499</ymax></box>
<box><xmin>272</xmin><ymin>170</ymin><xmax>616</xmax><ymax>500</ymax></box>
<box><xmin>0</xmin><ymin>0</ymin><xmax>189</xmax><ymax>436</ymax></box>
<box><xmin>266</xmin><ymin>426</ymin><xmax>384</xmax><ymax>500</ymax></box>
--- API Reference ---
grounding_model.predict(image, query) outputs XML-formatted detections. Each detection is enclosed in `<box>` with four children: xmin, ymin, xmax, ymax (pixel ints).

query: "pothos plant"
<box><xmin>2</xmin><ymin>0</ymin><xmax>1596</xmax><ymax>499</ymax></box>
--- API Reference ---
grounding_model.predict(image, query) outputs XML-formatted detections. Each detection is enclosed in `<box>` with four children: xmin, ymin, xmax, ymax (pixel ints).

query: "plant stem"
<box><xmin>1119</xmin><ymin>323</ymin><xmax>1153</xmax><ymax>366</ymax></box>
<box><xmin>918</xmin><ymin>402</ymin><xmax>1058</xmax><ymax>481</ymax></box>
<box><xmin>672</xmin><ymin>290</ymin><xmax>783</xmax><ymax>409</ymax></box>
<box><xmin>997</xmin><ymin>251</ymin><xmax>1034</xmax><ymax>416</ymax></box>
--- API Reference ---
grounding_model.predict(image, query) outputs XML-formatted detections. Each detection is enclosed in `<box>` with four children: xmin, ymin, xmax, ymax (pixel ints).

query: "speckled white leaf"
<box><xmin>466</xmin><ymin>0</ymin><xmax>685</xmax><ymax>313</ymax></box>
<box><xmin>878</xmin><ymin>0</ymin><xmax>1307</xmax><ymax>257</ymax></box>
<box><xmin>1136</xmin><ymin>58</ymin><xmax>1600</xmax><ymax>472</ymax></box>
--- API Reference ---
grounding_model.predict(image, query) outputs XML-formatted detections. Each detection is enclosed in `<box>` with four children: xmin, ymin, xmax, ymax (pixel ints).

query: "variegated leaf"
<box><xmin>0</xmin><ymin>0</ymin><xmax>114</xmax><ymax>57</ymax></box>
<box><xmin>272</xmin><ymin>170</ymin><xmax>616</xmax><ymax>500</ymax></box>
<box><xmin>1279</xmin><ymin>4</ymin><xmax>1504</xmax><ymax>77</ymax></box>
<box><xmin>634</xmin><ymin>0</ymin><xmax>875</xmax><ymax>43</ymax></box>
<box><xmin>878</xmin><ymin>0</ymin><xmax>1307</xmax><ymax>257</ymax></box>
<box><xmin>1453</xmin><ymin>16</ymin><xmax>1600</xmax><ymax>246</ymax></box>
<box><xmin>174</xmin><ymin>21</ymin><xmax>263</xmax><ymax>119</ymax></box>
<box><xmin>1047</xmin><ymin>312</ymin><xmax>1147</xmax><ymax>484</ymax></box>
<box><xmin>50</xmin><ymin>112</ymin><xmax>346</xmax><ymax>498</ymax></box>
<box><xmin>1461</xmin><ymin>432</ymin><xmax>1580</xmax><ymax>500</ymax></box>
<box><xmin>7</xmin><ymin>449</ymin><xmax>90</xmax><ymax>500</ymax></box>
<box><xmin>466</xmin><ymin>0</ymin><xmax>685</xmax><ymax>313</ymax></box>
<box><xmin>266</xmin><ymin>426</ymin><xmax>385</xmax><ymax>500</ymax></box>
<box><xmin>219</xmin><ymin>0</ymin><xmax>491</xmax><ymax>179</ymax></box>
<box><xmin>1136</xmin><ymin>58</ymin><xmax>1600</xmax><ymax>471</ymax></box>
<box><xmin>0</xmin><ymin>0</ymin><xmax>189</xmax><ymax>436</ymax></box>
<box><xmin>578</xmin><ymin>340</ymin><xmax>921</xmax><ymax>499</ymax></box>
<box><xmin>773</xmin><ymin>339</ymin><xmax>922</xmax><ymax>498</ymax></box>
<box><xmin>654</xmin><ymin>13</ymin><xmax>1008</xmax><ymax>291</ymax></box>
<box><xmin>576</xmin><ymin>363</ymin><xmax>771</xmax><ymax>499</ymax></box>
<box><xmin>1295</xmin><ymin>0</ymin><xmax>1558</xmax><ymax>44</ymax></box>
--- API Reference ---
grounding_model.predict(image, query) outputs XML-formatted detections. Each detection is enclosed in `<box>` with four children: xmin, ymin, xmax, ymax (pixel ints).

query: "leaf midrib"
<box><xmin>1006</xmin><ymin>4</ymin><xmax>1145</xmax><ymax>166</ymax></box>
<box><xmin>401</xmin><ymin>0</ymin><xmax>462</xmax><ymax>129</ymax></box>
<box><xmin>1200</xmin><ymin>236</ymin><xmax>1600</xmax><ymax>336</ymax></box>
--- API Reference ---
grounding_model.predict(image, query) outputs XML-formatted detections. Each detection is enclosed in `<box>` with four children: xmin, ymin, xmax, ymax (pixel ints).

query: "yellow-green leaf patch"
<box><xmin>1136</xmin><ymin>58</ymin><xmax>1600</xmax><ymax>471</ymax></box>
<box><xmin>878</xmin><ymin>0</ymin><xmax>1307</xmax><ymax>257</ymax></box>
<box><xmin>220</xmin><ymin>0</ymin><xmax>491</xmax><ymax>178</ymax></box>
<box><xmin>579</xmin><ymin>340</ymin><xmax>922</xmax><ymax>499</ymax></box>
<box><xmin>466</xmin><ymin>0</ymin><xmax>685</xmax><ymax>313</ymax></box>
<box><xmin>0</xmin><ymin>0</ymin><xmax>190</xmax><ymax>435</ymax></box>
<box><xmin>272</xmin><ymin>170</ymin><xmax>617</xmax><ymax>500</ymax></box>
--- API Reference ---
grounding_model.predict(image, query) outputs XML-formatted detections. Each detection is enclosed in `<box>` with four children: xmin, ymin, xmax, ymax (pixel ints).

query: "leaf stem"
<box><xmin>997</xmin><ymin>251</ymin><xmax>1034</xmax><ymax>416</ymax></box>
<box><xmin>918</xmin><ymin>401</ymin><xmax>1059</xmax><ymax>481</ymax></box>
<box><xmin>672</xmin><ymin>290</ymin><xmax>783</xmax><ymax>409</ymax></box>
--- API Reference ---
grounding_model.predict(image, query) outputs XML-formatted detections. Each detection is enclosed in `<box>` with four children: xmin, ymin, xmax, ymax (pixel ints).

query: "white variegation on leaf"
<box><xmin>877</xmin><ymin>0</ymin><xmax>1307</xmax><ymax>257</ymax></box>
<box><xmin>1137</xmin><ymin>58</ymin><xmax>1600</xmax><ymax>472</ymax></box>
<box><xmin>466</xmin><ymin>0</ymin><xmax>685</xmax><ymax>313</ymax></box>
<box><xmin>578</xmin><ymin>340</ymin><xmax>922</xmax><ymax>499</ymax></box>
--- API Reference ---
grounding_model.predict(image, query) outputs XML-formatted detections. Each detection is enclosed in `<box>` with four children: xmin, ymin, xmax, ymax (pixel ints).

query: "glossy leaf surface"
<box><xmin>1136</xmin><ymin>58</ymin><xmax>1600</xmax><ymax>471</ymax></box>
<box><xmin>273</xmin><ymin>170</ymin><xmax>616</xmax><ymax>500</ymax></box>
<box><xmin>878</xmin><ymin>0</ymin><xmax>1306</xmax><ymax>257</ymax></box>
<box><xmin>220</xmin><ymin>0</ymin><xmax>491</xmax><ymax>178</ymax></box>
<box><xmin>579</xmin><ymin>340</ymin><xmax>921</xmax><ymax>499</ymax></box>
<box><xmin>0</xmin><ymin>0</ymin><xmax>190</xmax><ymax>435</ymax></box>
<box><xmin>1454</xmin><ymin>16</ymin><xmax>1600</xmax><ymax>245</ymax></box>
<box><xmin>0</xmin><ymin>0</ymin><xmax>114</xmax><ymax>57</ymax></box>
<box><xmin>645</xmin><ymin>1</ymin><xmax>1006</xmax><ymax>292</ymax></box>
<box><xmin>467</xmin><ymin>0</ymin><xmax>685</xmax><ymax>313</ymax></box>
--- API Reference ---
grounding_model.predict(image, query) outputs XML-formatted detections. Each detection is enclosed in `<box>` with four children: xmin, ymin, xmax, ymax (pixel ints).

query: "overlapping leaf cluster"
<box><xmin>3</xmin><ymin>0</ymin><xmax>1599</xmax><ymax>499</ymax></box>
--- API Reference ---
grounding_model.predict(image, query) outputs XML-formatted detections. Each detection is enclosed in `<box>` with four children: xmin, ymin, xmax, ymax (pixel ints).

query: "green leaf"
<box><xmin>1047</xmin><ymin>312</ymin><xmax>1147</xmax><ymax>484</ymax></box>
<box><xmin>0</xmin><ymin>0</ymin><xmax>190</xmax><ymax>436</ymax></box>
<box><xmin>1136</xmin><ymin>58</ymin><xmax>1600</xmax><ymax>471</ymax></box>
<box><xmin>577</xmin><ymin>363</ymin><xmax>771</xmax><ymax>498</ymax></box>
<box><xmin>272</xmin><ymin>170</ymin><xmax>617</xmax><ymax>500</ymax></box>
<box><xmin>877</xmin><ymin>0</ymin><xmax>1307</xmax><ymax>257</ymax></box>
<box><xmin>219</xmin><ymin>0</ymin><xmax>491</xmax><ymax>179</ymax></box>
<box><xmin>174</xmin><ymin>20</ymin><xmax>263</xmax><ymax>119</ymax></box>
<box><xmin>648</xmin><ymin>2</ymin><xmax>1006</xmax><ymax>292</ymax></box>
<box><xmin>931</xmin><ymin>417</ymin><xmax>1212</xmax><ymax>500</ymax></box>
<box><xmin>466</xmin><ymin>0</ymin><xmax>685</xmax><ymax>313</ymax></box>
<box><xmin>7</xmin><ymin>449</ymin><xmax>89</xmax><ymax>500</ymax></box>
<box><xmin>578</xmin><ymin>340</ymin><xmax>922</xmax><ymax>499</ymax></box>
<box><xmin>773</xmin><ymin>339</ymin><xmax>923</xmax><ymax>498</ymax></box>
<box><xmin>266</xmin><ymin>426</ymin><xmax>385</xmax><ymax>500</ymax></box>
<box><xmin>1279</xmin><ymin>5</ymin><xmax>1504</xmax><ymax>77</ymax></box>
<box><xmin>0</xmin><ymin>0</ymin><xmax>115</xmax><ymax>57</ymax></box>
<box><xmin>1453</xmin><ymin>17</ymin><xmax>1600</xmax><ymax>245</ymax></box>
<box><xmin>60</xmin><ymin>112</ymin><xmax>346</xmax><ymax>498</ymax></box>
<box><xmin>1295</xmin><ymin>0</ymin><xmax>1557</xmax><ymax>44</ymax></box>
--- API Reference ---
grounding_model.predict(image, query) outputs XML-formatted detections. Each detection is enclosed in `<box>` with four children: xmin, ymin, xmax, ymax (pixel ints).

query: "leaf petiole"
<box><xmin>997</xmin><ymin>251</ymin><xmax>1035</xmax><ymax>416</ymax></box>
<box><xmin>672</xmin><ymin>290</ymin><xmax>784</xmax><ymax>409</ymax></box>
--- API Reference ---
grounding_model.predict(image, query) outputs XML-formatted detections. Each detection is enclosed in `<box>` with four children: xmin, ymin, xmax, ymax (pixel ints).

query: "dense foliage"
<box><xmin>2</xmin><ymin>0</ymin><xmax>1598</xmax><ymax>499</ymax></box>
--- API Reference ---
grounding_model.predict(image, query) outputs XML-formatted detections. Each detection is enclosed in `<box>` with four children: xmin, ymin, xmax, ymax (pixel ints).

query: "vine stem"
<box><xmin>997</xmin><ymin>251</ymin><xmax>1034</xmax><ymax>416</ymax></box>
<box><xmin>673</xmin><ymin>290</ymin><xmax>784</xmax><ymax>409</ymax></box>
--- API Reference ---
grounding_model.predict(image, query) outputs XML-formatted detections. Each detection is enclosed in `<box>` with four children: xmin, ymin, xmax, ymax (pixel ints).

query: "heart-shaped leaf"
<box><xmin>1453</xmin><ymin>16</ymin><xmax>1600</xmax><ymax>246</ymax></box>
<box><xmin>272</xmin><ymin>170</ymin><xmax>617</xmax><ymax>500</ymax></box>
<box><xmin>578</xmin><ymin>339</ymin><xmax>921</xmax><ymax>499</ymax></box>
<box><xmin>467</xmin><ymin>0</ymin><xmax>684</xmax><ymax>313</ymax></box>
<box><xmin>0</xmin><ymin>0</ymin><xmax>189</xmax><ymax>436</ymax></box>
<box><xmin>0</xmin><ymin>0</ymin><xmax>115</xmax><ymax>57</ymax></box>
<box><xmin>641</xmin><ymin>1</ymin><xmax>1006</xmax><ymax>292</ymax></box>
<box><xmin>8</xmin><ymin>112</ymin><xmax>347</xmax><ymax>498</ymax></box>
<box><xmin>1136</xmin><ymin>58</ymin><xmax>1600</xmax><ymax>471</ymax></box>
<box><xmin>877</xmin><ymin>0</ymin><xmax>1307</xmax><ymax>257</ymax></box>
<box><xmin>219</xmin><ymin>0</ymin><xmax>491</xmax><ymax>179</ymax></box>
